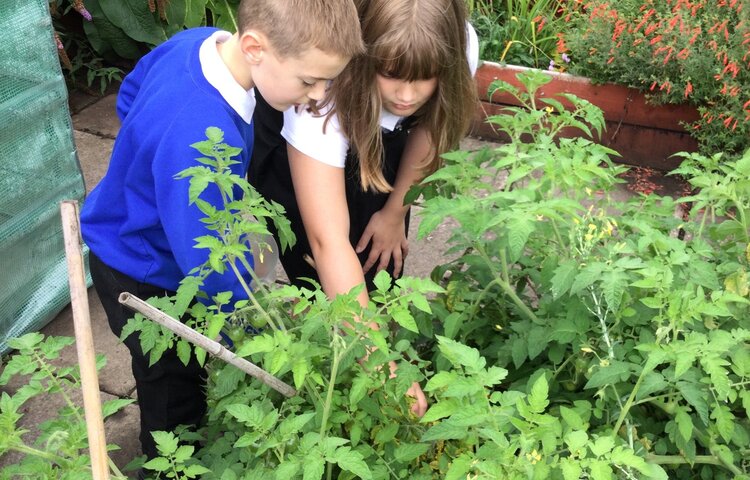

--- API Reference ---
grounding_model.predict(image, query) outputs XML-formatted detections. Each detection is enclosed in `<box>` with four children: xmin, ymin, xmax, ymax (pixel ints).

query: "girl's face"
<box><xmin>375</xmin><ymin>74</ymin><xmax>438</xmax><ymax>117</ymax></box>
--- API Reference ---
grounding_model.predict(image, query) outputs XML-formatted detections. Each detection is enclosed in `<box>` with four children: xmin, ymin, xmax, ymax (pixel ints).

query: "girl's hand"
<box><xmin>385</xmin><ymin>360</ymin><xmax>428</xmax><ymax>417</ymax></box>
<box><xmin>406</xmin><ymin>381</ymin><xmax>428</xmax><ymax>417</ymax></box>
<box><xmin>356</xmin><ymin>208</ymin><xmax>409</xmax><ymax>277</ymax></box>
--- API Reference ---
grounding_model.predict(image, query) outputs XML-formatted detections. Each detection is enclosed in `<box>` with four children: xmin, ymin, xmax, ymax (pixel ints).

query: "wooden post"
<box><xmin>60</xmin><ymin>200</ymin><xmax>110</xmax><ymax>480</ymax></box>
<box><xmin>118</xmin><ymin>292</ymin><xmax>297</xmax><ymax>398</ymax></box>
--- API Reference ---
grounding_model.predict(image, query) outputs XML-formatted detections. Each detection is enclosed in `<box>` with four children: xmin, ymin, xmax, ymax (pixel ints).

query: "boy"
<box><xmin>80</xmin><ymin>0</ymin><xmax>363</xmax><ymax>461</ymax></box>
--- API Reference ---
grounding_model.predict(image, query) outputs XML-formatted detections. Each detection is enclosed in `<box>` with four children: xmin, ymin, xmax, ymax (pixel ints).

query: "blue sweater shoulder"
<box><xmin>81</xmin><ymin>27</ymin><xmax>256</xmax><ymax>303</ymax></box>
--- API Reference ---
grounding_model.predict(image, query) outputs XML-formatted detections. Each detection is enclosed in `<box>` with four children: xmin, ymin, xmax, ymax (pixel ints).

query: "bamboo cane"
<box><xmin>60</xmin><ymin>200</ymin><xmax>110</xmax><ymax>480</ymax></box>
<box><xmin>117</xmin><ymin>292</ymin><xmax>297</xmax><ymax>398</ymax></box>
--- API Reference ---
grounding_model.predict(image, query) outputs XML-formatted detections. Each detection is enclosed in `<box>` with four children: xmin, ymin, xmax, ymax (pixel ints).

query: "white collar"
<box><xmin>380</xmin><ymin>109</ymin><xmax>404</xmax><ymax>132</ymax></box>
<box><xmin>199</xmin><ymin>30</ymin><xmax>256</xmax><ymax>124</ymax></box>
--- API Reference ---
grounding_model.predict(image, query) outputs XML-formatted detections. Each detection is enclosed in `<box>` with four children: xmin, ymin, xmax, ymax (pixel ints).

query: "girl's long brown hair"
<box><xmin>324</xmin><ymin>0</ymin><xmax>478</xmax><ymax>192</ymax></box>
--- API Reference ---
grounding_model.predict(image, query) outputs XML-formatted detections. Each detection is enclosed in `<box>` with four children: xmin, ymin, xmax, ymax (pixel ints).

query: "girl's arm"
<box><xmin>288</xmin><ymin>143</ymin><xmax>428</xmax><ymax>416</ymax></box>
<box><xmin>356</xmin><ymin>125</ymin><xmax>434</xmax><ymax>277</ymax></box>
<box><xmin>288</xmin><ymin>144</ymin><xmax>370</xmax><ymax>305</ymax></box>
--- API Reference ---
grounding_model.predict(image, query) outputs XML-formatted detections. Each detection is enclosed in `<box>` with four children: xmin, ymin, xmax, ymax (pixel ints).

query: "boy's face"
<box><xmin>251</xmin><ymin>42</ymin><xmax>349</xmax><ymax>111</ymax></box>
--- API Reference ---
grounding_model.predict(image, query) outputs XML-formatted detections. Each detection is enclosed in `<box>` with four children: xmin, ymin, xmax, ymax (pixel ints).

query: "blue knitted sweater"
<box><xmin>81</xmin><ymin>27</ymin><xmax>255</xmax><ymax>302</ymax></box>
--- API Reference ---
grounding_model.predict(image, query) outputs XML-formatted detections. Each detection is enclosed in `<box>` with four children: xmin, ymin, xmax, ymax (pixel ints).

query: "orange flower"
<box><xmin>677</xmin><ymin>48</ymin><xmax>690</xmax><ymax>60</ymax></box>
<box><xmin>650</xmin><ymin>34</ymin><xmax>663</xmax><ymax>44</ymax></box>
<box><xmin>684</xmin><ymin>81</ymin><xmax>693</xmax><ymax>98</ymax></box>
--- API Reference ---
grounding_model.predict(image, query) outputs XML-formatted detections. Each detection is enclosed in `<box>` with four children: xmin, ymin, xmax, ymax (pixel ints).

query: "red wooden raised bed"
<box><xmin>471</xmin><ymin>62</ymin><xmax>700</xmax><ymax>171</ymax></box>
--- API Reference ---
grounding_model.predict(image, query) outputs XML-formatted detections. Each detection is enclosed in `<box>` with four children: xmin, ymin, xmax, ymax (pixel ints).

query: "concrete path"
<box><xmin>0</xmin><ymin>88</ymin><xmax>498</xmax><ymax>477</ymax></box>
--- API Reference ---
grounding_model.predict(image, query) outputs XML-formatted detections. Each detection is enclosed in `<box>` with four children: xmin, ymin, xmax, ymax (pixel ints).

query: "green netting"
<box><xmin>0</xmin><ymin>0</ymin><xmax>87</xmax><ymax>353</ymax></box>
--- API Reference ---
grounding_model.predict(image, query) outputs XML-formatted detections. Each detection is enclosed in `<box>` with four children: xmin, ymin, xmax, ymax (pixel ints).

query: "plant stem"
<box><xmin>228</xmin><ymin>260</ymin><xmax>283</xmax><ymax>331</ymax></box>
<box><xmin>646</xmin><ymin>454</ymin><xmax>743</xmax><ymax>475</ymax></box>
<box><xmin>7</xmin><ymin>443</ymin><xmax>72</xmax><ymax>467</ymax></box>
<box><xmin>33</xmin><ymin>352</ymin><xmax>86</xmax><ymax>425</ymax></box>
<box><xmin>476</xmin><ymin>243</ymin><xmax>541</xmax><ymax>324</ymax></box>
<box><xmin>612</xmin><ymin>367</ymin><xmax>646</xmax><ymax>436</ymax></box>
<box><xmin>319</xmin><ymin>338</ymin><xmax>343</xmax><ymax>439</ymax></box>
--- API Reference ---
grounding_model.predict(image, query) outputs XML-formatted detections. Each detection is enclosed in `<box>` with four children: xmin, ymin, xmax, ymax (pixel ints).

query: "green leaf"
<box><xmin>584</xmin><ymin>361</ymin><xmax>633</xmax><ymax>389</ymax></box>
<box><xmin>527</xmin><ymin>374</ymin><xmax>549</xmax><ymax>413</ymax></box>
<box><xmin>152</xmin><ymin>431</ymin><xmax>179</xmax><ymax>455</ymax></box>
<box><xmin>349</xmin><ymin>373</ymin><xmax>369</xmax><ymax>408</ymax></box>
<box><xmin>421</xmin><ymin>399</ymin><xmax>460</xmax><ymax>423</ymax></box>
<box><xmin>102</xmin><ymin>398</ymin><xmax>135</xmax><ymax>418</ymax></box>
<box><xmin>279</xmin><ymin>413</ymin><xmax>315</xmax><ymax>437</ymax></box>
<box><xmin>373</xmin><ymin>270</ymin><xmax>392</xmax><ymax>293</ymax></box>
<box><xmin>292</xmin><ymin>358</ymin><xmax>309</xmax><ymax>390</ymax></box>
<box><xmin>711</xmin><ymin>404</ymin><xmax>735</xmax><ymax>443</ymax></box>
<box><xmin>527</xmin><ymin>326</ymin><xmax>548</xmax><ymax>360</ymax></box>
<box><xmin>183</xmin><ymin>464</ymin><xmax>211</xmax><ymax>477</ymax></box>
<box><xmin>82</xmin><ymin>0</ymin><xmax>143</xmax><ymax>59</ymax></box>
<box><xmin>551</xmin><ymin>261</ymin><xmax>578</xmax><ymax>299</ymax></box>
<box><xmin>507</xmin><ymin>217</ymin><xmax>535</xmax><ymax>261</ymax></box>
<box><xmin>173</xmin><ymin>445</ymin><xmax>194</xmax><ymax>462</ymax></box>
<box><xmin>589</xmin><ymin>435</ymin><xmax>615</xmax><ymax>457</ymax></box>
<box><xmin>701</xmin><ymin>355</ymin><xmax>731</xmax><ymax>400</ymax></box>
<box><xmin>677</xmin><ymin>381</ymin><xmax>709</xmax><ymax>425</ymax></box>
<box><xmin>570</xmin><ymin>262</ymin><xmax>604</xmax><ymax>295</ymax></box>
<box><xmin>560</xmin><ymin>459</ymin><xmax>583</xmax><ymax>480</ymax></box>
<box><xmin>176</xmin><ymin>340</ymin><xmax>192</xmax><ymax>366</ymax></box>
<box><xmin>588</xmin><ymin>460</ymin><xmax>613</xmax><ymax>480</ymax></box>
<box><xmin>332</xmin><ymin>446</ymin><xmax>372</xmax><ymax>479</ymax></box>
<box><xmin>143</xmin><ymin>457</ymin><xmax>171</xmax><ymax>472</ymax></box>
<box><xmin>601</xmin><ymin>269</ymin><xmax>628</xmax><ymax>313</ymax></box>
<box><xmin>374</xmin><ymin>423</ymin><xmax>399</xmax><ymax>445</ymax></box>
<box><xmin>393</xmin><ymin>443</ymin><xmax>430</xmax><ymax>463</ymax></box>
<box><xmin>436</xmin><ymin>336</ymin><xmax>486</xmax><ymax>372</ymax></box>
<box><xmin>421</xmin><ymin>420</ymin><xmax>469</xmax><ymax>441</ymax></box>
<box><xmin>560</xmin><ymin>406</ymin><xmax>585</xmax><ymax>430</ymax></box>
<box><xmin>565</xmin><ymin>430</ymin><xmax>588</xmax><ymax>453</ymax></box>
<box><xmin>392</xmin><ymin>308</ymin><xmax>419</xmax><ymax>333</ymax></box>
<box><xmin>302</xmin><ymin>450</ymin><xmax>325</xmax><ymax>480</ymax></box>
<box><xmin>444</xmin><ymin>452</ymin><xmax>473</xmax><ymax>480</ymax></box>
<box><xmin>511</xmin><ymin>336</ymin><xmax>528</xmax><ymax>368</ymax></box>
<box><xmin>99</xmin><ymin>0</ymin><xmax>167</xmax><ymax>45</ymax></box>
<box><xmin>675</xmin><ymin>407</ymin><xmax>693</xmax><ymax>443</ymax></box>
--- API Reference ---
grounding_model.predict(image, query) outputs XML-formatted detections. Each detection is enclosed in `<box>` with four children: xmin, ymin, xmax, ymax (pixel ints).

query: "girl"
<box><xmin>250</xmin><ymin>0</ymin><xmax>478</xmax><ymax>416</ymax></box>
<box><xmin>250</xmin><ymin>0</ymin><xmax>479</xmax><ymax>304</ymax></box>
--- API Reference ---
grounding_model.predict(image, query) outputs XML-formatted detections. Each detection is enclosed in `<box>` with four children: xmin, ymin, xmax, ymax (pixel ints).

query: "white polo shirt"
<box><xmin>281</xmin><ymin>24</ymin><xmax>480</xmax><ymax>168</ymax></box>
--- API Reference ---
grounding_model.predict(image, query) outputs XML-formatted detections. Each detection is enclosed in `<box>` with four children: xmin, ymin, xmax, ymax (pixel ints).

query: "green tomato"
<box><xmin>249</xmin><ymin>316</ymin><xmax>267</xmax><ymax>330</ymax></box>
<box><xmin>227</xmin><ymin>326</ymin><xmax>245</xmax><ymax>343</ymax></box>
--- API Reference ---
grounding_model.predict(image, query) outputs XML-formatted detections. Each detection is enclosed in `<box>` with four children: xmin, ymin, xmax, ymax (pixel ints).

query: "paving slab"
<box><xmin>71</xmin><ymin>94</ymin><xmax>120</xmax><ymax>139</ymax></box>
<box><xmin>40</xmin><ymin>288</ymin><xmax>135</xmax><ymax>399</ymax></box>
<box><xmin>74</xmin><ymin>130</ymin><xmax>113</xmax><ymax>194</ymax></box>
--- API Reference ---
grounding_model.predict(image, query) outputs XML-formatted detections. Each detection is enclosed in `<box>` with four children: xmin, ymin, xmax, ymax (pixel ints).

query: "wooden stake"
<box><xmin>117</xmin><ymin>292</ymin><xmax>297</xmax><ymax>398</ymax></box>
<box><xmin>60</xmin><ymin>200</ymin><xmax>110</xmax><ymax>480</ymax></box>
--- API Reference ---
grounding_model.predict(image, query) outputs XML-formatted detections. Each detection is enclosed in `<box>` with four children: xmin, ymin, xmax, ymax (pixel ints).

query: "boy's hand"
<box><xmin>356</xmin><ymin>208</ymin><xmax>409</xmax><ymax>277</ymax></box>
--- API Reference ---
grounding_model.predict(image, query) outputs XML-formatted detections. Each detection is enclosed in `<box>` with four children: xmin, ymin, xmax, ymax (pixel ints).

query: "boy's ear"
<box><xmin>239</xmin><ymin>30</ymin><xmax>266</xmax><ymax>64</ymax></box>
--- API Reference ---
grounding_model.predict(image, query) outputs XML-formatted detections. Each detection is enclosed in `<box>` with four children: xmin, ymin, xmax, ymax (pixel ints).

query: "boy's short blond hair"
<box><xmin>238</xmin><ymin>0</ymin><xmax>364</xmax><ymax>59</ymax></box>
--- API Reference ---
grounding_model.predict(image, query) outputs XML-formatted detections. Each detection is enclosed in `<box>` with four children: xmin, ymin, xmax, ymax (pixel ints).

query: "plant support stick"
<box><xmin>117</xmin><ymin>292</ymin><xmax>297</xmax><ymax>398</ymax></box>
<box><xmin>60</xmin><ymin>200</ymin><xmax>110</xmax><ymax>480</ymax></box>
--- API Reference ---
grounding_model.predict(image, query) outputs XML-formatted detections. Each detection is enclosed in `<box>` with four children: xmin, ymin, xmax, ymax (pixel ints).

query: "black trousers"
<box><xmin>88</xmin><ymin>252</ymin><xmax>206</xmax><ymax>459</ymax></box>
